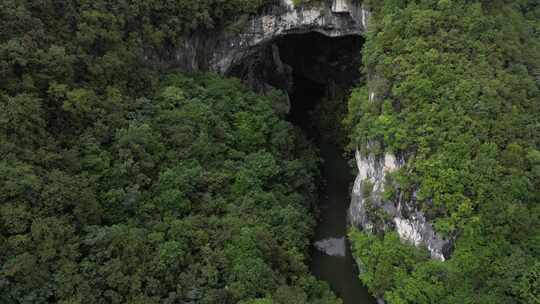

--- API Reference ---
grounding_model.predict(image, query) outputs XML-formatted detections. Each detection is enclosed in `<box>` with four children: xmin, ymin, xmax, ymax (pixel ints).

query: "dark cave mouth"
<box><xmin>287</xmin><ymin>72</ymin><xmax>326</xmax><ymax>132</ymax></box>
<box><xmin>279</xmin><ymin>32</ymin><xmax>364</xmax><ymax>139</ymax></box>
<box><xmin>269</xmin><ymin>32</ymin><xmax>373</xmax><ymax>303</ymax></box>
<box><xmin>229</xmin><ymin>31</ymin><xmax>365</xmax><ymax>137</ymax></box>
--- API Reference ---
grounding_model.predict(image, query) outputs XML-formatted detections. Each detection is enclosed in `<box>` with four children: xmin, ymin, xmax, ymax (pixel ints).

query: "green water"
<box><xmin>310</xmin><ymin>141</ymin><xmax>376</xmax><ymax>304</ymax></box>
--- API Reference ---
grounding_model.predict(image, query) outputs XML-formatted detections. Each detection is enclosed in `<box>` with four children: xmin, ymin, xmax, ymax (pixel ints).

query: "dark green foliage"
<box><xmin>0</xmin><ymin>72</ymin><xmax>340</xmax><ymax>304</ymax></box>
<box><xmin>349</xmin><ymin>230</ymin><xmax>431</xmax><ymax>299</ymax></box>
<box><xmin>348</xmin><ymin>0</ymin><xmax>540</xmax><ymax>303</ymax></box>
<box><xmin>0</xmin><ymin>0</ymin><xmax>271</xmax><ymax>98</ymax></box>
<box><xmin>312</xmin><ymin>94</ymin><xmax>350</xmax><ymax>147</ymax></box>
<box><xmin>0</xmin><ymin>2</ymin><xmax>341</xmax><ymax>303</ymax></box>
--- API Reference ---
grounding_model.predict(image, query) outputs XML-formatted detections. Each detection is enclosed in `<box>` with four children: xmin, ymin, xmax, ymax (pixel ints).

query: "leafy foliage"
<box><xmin>0</xmin><ymin>1</ymin><xmax>341</xmax><ymax>303</ymax></box>
<box><xmin>0</xmin><ymin>72</ymin><xmax>342</xmax><ymax>304</ymax></box>
<box><xmin>347</xmin><ymin>0</ymin><xmax>540</xmax><ymax>302</ymax></box>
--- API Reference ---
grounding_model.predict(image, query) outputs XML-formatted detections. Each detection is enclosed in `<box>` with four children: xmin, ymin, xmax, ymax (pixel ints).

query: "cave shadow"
<box><xmin>276</xmin><ymin>32</ymin><xmax>364</xmax><ymax>137</ymax></box>
<box><xmin>229</xmin><ymin>31</ymin><xmax>365</xmax><ymax>141</ymax></box>
<box><xmin>287</xmin><ymin>71</ymin><xmax>326</xmax><ymax>138</ymax></box>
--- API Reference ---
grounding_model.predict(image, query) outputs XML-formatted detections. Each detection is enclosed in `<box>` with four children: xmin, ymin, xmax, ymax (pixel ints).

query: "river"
<box><xmin>310</xmin><ymin>141</ymin><xmax>376</xmax><ymax>304</ymax></box>
<box><xmin>286</xmin><ymin>70</ymin><xmax>374</xmax><ymax>304</ymax></box>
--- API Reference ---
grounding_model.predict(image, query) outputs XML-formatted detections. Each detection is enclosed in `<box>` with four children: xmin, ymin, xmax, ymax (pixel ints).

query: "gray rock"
<box><xmin>348</xmin><ymin>140</ymin><xmax>452</xmax><ymax>261</ymax></box>
<box><xmin>144</xmin><ymin>0</ymin><xmax>369</xmax><ymax>77</ymax></box>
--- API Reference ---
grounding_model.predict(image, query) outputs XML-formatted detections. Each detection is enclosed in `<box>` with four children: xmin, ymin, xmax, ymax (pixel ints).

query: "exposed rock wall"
<box><xmin>332</xmin><ymin>0</ymin><xmax>351</xmax><ymax>13</ymax></box>
<box><xmin>214</xmin><ymin>0</ymin><xmax>368</xmax><ymax>73</ymax></box>
<box><xmin>348</xmin><ymin>94</ymin><xmax>452</xmax><ymax>261</ymax></box>
<box><xmin>149</xmin><ymin>0</ymin><xmax>368</xmax><ymax>75</ymax></box>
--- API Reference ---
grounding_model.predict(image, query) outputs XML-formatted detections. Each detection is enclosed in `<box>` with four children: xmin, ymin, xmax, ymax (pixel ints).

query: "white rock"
<box><xmin>332</xmin><ymin>0</ymin><xmax>350</xmax><ymax>13</ymax></box>
<box><xmin>283</xmin><ymin>0</ymin><xmax>295</xmax><ymax>9</ymax></box>
<box><xmin>394</xmin><ymin>217</ymin><xmax>423</xmax><ymax>246</ymax></box>
<box><xmin>361</xmin><ymin>5</ymin><xmax>370</xmax><ymax>29</ymax></box>
<box><xmin>349</xmin><ymin>140</ymin><xmax>449</xmax><ymax>261</ymax></box>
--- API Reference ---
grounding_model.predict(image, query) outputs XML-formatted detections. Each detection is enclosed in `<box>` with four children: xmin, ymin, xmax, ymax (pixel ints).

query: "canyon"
<box><xmin>166</xmin><ymin>0</ymin><xmax>451</xmax><ymax>301</ymax></box>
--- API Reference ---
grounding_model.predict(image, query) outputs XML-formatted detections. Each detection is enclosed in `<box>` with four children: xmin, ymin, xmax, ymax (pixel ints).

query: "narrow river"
<box><xmin>286</xmin><ymin>71</ymin><xmax>374</xmax><ymax>303</ymax></box>
<box><xmin>310</xmin><ymin>141</ymin><xmax>376</xmax><ymax>304</ymax></box>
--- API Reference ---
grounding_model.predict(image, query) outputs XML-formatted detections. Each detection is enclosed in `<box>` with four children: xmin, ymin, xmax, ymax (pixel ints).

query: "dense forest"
<box><xmin>1</xmin><ymin>0</ymin><xmax>539</xmax><ymax>303</ymax></box>
<box><xmin>347</xmin><ymin>0</ymin><xmax>540</xmax><ymax>303</ymax></box>
<box><xmin>0</xmin><ymin>1</ymin><xmax>343</xmax><ymax>303</ymax></box>
<box><xmin>2</xmin><ymin>71</ymin><xmax>345</xmax><ymax>303</ymax></box>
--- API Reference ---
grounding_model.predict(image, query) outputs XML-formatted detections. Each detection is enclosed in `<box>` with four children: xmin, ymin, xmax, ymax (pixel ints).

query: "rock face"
<box><xmin>348</xmin><ymin>130</ymin><xmax>452</xmax><ymax>261</ymax></box>
<box><xmin>332</xmin><ymin>0</ymin><xmax>351</xmax><ymax>13</ymax></box>
<box><xmin>151</xmin><ymin>0</ymin><xmax>368</xmax><ymax>77</ymax></box>
<box><xmin>349</xmin><ymin>150</ymin><xmax>401</xmax><ymax>234</ymax></box>
<box><xmin>213</xmin><ymin>0</ymin><xmax>368</xmax><ymax>74</ymax></box>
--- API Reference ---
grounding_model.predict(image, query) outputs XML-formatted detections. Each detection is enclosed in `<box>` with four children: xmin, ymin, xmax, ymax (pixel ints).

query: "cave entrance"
<box><xmin>287</xmin><ymin>72</ymin><xmax>325</xmax><ymax>134</ymax></box>
<box><xmin>276</xmin><ymin>32</ymin><xmax>364</xmax><ymax>136</ymax></box>
<box><xmin>228</xmin><ymin>31</ymin><xmax>364</xmax><ymax>141</ymax></box>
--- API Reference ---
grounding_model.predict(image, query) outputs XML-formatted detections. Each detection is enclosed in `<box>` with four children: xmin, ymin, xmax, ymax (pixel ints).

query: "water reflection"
<box><xmin>314</xmin><ymin>237</ymin><xmax>346</xmax><ymax>257</ymax></box>
<box><xmin>310</xmin><ymin>141</ymin><xmax>376</xmax><ymax>304</ymax></box>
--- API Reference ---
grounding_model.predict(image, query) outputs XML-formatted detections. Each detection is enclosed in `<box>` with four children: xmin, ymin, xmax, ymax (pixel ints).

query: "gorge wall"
<box><xmin>150</xmin><ymin>0</ymin><xmax>368</xmax><ymax>74</ymax></box>
<box><xmin>349</xmin><ymin>147</ymin><xmax>452</xmax><ymax>261</ymax></box>
<box><xmin>163</xmin><ymin>0</ymin><xmax>451</xmax><ymax>263</ymax></box>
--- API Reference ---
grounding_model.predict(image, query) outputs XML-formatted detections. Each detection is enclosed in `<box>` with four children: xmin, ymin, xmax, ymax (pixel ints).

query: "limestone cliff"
<box><xmin>348</xmin><ymin>92</ymin><xmax>452</xmax><ymax>261</ymax></box>
<box><xmin>149</xmin><ymin>0</ymin><xmax>368</xmax><ymax>75</ymax></box>
<box><xmin>349</xmin><ymin>148</ymin><xmax>452</xmax><ymax>261</ymax></box>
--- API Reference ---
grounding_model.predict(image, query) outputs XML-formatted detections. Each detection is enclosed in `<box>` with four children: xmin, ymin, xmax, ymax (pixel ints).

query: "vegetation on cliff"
<box><xmin>347</xmin><ymin>0</ymin><xmax>540</xmax><ymax>303</ymax></box>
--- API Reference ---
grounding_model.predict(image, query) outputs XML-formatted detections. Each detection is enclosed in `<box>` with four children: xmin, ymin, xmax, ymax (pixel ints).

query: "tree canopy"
<box><xmin>347</xmin><ymin>0</ymin><xmax>540</xmax><ymax>303</ymax></box>
<box><xmin>0</xmin><ymin>1</ymin><xmax>341</xmax><ymax>303</ymax></box>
